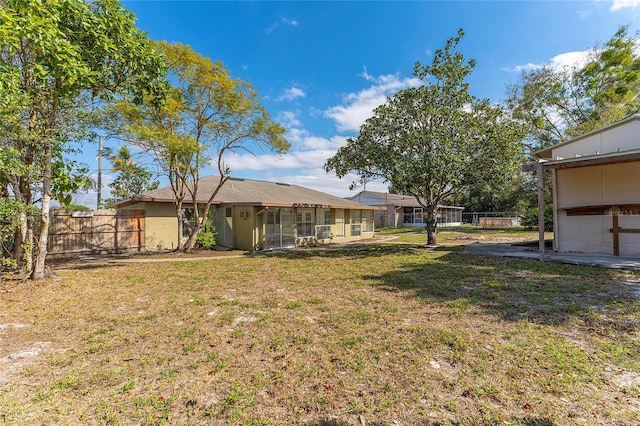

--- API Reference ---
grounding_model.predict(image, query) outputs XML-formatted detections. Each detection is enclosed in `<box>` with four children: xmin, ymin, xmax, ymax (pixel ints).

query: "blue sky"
<box><xmin>77</xmin><ymin>0</ymin><xmax>640</xmax><ymax>207</ymax></box>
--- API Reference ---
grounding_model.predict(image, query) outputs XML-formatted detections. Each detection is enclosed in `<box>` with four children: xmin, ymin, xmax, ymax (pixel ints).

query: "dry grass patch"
<box><xmin>377</xmin><ymin>226</ymin><xmax>552</xmax><ymax>246</ymax></box>
<box><xmin>1</xmin><ymin>242</ymin><xmax>639</xmax><ymax>425</ymax></box>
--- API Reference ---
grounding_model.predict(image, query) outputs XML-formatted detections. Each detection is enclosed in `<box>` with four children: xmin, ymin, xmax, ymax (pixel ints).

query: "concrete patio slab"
<box><xmin>463</xmin><ymin>242</ymin><xmax>640</xmax><ymax>271</ymax></box>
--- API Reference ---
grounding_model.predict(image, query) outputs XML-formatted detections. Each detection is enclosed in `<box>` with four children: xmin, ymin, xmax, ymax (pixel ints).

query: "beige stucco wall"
<box><xmin>143</xmin><ymin>202</ymin><xmax>179</xmax><ymax>251</ymax></box>
<box><xmin>138</xmin><ymin>203</ymin><xmax>375</xmax><ymax>252</ymax></box>
<box><xmin>554</xmin><ymin>162</ymin><xmax>640</xmax><ymax>255</ymax></box>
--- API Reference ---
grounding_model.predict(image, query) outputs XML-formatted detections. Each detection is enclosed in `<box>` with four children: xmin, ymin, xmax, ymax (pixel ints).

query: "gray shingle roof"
<box><xmin>113</xmin><ymin>176</ymin><xmax>378</xmax><ymax>209</ymax></box>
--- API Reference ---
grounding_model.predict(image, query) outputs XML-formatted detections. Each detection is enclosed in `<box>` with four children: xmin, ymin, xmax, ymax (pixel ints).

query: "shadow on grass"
<box><xmin>439</xmin><ymin>225</ymin><xmax>530</xmax><ymax>234</ymax></box>
<box><xmin>47</xmin><ymin>260</ymin><xmax>118</xmax><ymax>272</ymax></box>
<box><xmin>307</xmin><ymin>417</ymin><xmax>554</xmax><ymax>426</ymax></box>
<box><xmin>518</xmin><ymin>418</ymin><xmax>555</xmax><ymax>426</ymax></box>
<box><xmin>362</xmin><ymin>250</ymin><xmax>640</xmax><ymax>326</ymax></box>
<box><xmin>258</xmin><ymin>244</ymin><xmax>425</xmax><ymax>260</ymax></box>
<box><xmin>306</xmin><ymin>420</ymin><xmax>349</xmax><ymax>426</ymax></box>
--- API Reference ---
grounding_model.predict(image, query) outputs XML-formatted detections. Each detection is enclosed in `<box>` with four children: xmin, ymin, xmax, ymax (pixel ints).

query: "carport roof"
<box><xmin>537</xmin><ymin>147</ymin><xmax>640</xmax><ymax>170</ymax></box>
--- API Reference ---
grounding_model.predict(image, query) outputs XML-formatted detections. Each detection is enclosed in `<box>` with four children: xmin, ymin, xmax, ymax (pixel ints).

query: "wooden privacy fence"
<box><xmin>478</xmin><ymin>217</ymin><xmax>521</xmax><ymax>228</ymax></box>
<box><xmin>48</xmin><ymin>209</ymin><xmax>145</xmax><ymax>256</ymax></box>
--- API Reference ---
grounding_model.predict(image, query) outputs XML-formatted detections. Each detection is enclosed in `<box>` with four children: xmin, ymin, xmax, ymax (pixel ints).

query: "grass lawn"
<box><xmin>1</xmin><ymin>230</ymin><xmax>639</xmax><ymax>425</ymax></box>
<box><xmin>375</xmin><ymin>226</ymin><xmax>553</xmax><ymax>246</ymax></box>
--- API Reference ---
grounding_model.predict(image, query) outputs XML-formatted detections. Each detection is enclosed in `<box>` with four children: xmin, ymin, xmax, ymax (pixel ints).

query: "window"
<box><xmin>364</xmin><ymin>210</ymin><xmax>374</xmax><ymax>232</ymax></box>
<box><xmin>182</xmin><ymin>207</ymin><xmax>195</xmax><ymax>237</ymax></box>
<box><xmin>335</xmin><ymin>209</ymin><xmax>345</xmax><ymax>237</ymax></box>
<box><xmin>350</xmin><ymin>210</ymin><xmax>362</xmax><ymax>236</ymax></box>
<box><xmin>183</xmin><ymin>205</ymin><xmax>217</xmax><ymax>238</ymax></box>
<box><xmin>296</xmin><ymin>209</ymin><xmax>314</xmax><ymax>237</ymax></box>
<box><xmin>315</xmin><ymin>209</ymin><xmax>332</xmax><ymax>239</ymax></box>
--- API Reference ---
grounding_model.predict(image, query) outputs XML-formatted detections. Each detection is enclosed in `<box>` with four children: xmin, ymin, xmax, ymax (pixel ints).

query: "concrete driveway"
<box><xmin>463</xmin><ymin>242</ymin><xmax>640</xmax><ymax>271</ymax></box>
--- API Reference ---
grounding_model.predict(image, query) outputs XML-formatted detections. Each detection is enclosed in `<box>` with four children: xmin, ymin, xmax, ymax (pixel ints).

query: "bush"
<box><xmin>0</xmin><ymin>198</ymin><xmax>35</xmax><ymax>273</ymax></box>
<box><xmin>196</xmin><ymin>229</ymin><xmax>216</xmax><ymax>249</ymax></box>
<box><xmin>521</xmin><ymin>204</ymin><xmax>554</xmax><ymax>232</ymax></box>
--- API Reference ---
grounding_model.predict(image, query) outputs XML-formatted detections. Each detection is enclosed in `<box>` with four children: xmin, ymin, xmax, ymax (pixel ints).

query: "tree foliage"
<box><xmin>507</xmin><ymin>25</ymin><xmax>640</xmax><ymax>153</ymax></box>
<box><xmin>454</xmin><ymin>173</ymin><xmax>536</xmax><ymax>214</ymax></box>
<box><xmin>326</xmin><ymin>29</ymin><xmax>525</xmax><ymax>244</ymax></box>
<box><xmin>104</xmin><ymin>145</ymin><xmax>159</xmax><ymax>206</ymax></box>
<box><xmin>105</xmin><ymin>42</ymin><xmax>290</xmax><ymax>252</ymax></box>
<box><xmin>0</xmin><ymin>0</ymin><xmax>167</xmax><ymax>278</ymax></box>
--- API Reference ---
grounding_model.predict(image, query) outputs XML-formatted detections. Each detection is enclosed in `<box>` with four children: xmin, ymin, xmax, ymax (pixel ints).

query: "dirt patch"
<box><xmin>0</xmin><ymin>341</ymin><xmax>52</xmax><ymax>384</ymax></box>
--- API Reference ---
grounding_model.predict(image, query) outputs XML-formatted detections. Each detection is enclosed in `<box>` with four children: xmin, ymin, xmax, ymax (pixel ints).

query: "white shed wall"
<box><xmin>552</xmin><ymin>118</ymin><xmax>640</xmax><ymax>159</ymax></box>
<box><xmin>555</xmin><ymin>162</ymin><xmax>640</xmax><ymax>255</ymax></box>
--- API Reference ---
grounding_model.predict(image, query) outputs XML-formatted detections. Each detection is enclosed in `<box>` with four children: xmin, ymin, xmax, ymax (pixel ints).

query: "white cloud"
<box><xmin>611</xmin><ymin>0</ymin><xmax>640</xmax><ymax>11</ymax></box>
<box><xmin>277</xmin><ymin>87</ymin><xmax>306</xmax><ymax>101</ymax></box>
<box><xmin>283</xmin><ymin>126</ymin><xmax>347</xmax><ymax>149</ymax></box>
<box><xmin>266</xmin><ymin>169</ymin><xmax>389</xmax><ymax>198</ymax></box>
<box><xmin>225</xmin><ymin>149</ymin><xmax>338</xmax><ymax>172</ymax></box>
<box><xmin>509</xmin><ymin>49</ymin><xmax>593</xmax><ymax>73</ymax></box>
<box><xmin>281</xmin><ymin>17</ymin><xmax>299</xmax><ymax>27</ymax></box>
<box><xmin>279</xmin><ymin>110</ymin><xmax>301</xmax><ymax>127</ymax></box>
<box><xmin>549</xmin><ymin>50</ymin><xmax>592</xmax><ymax>70</ymax></box>
<box><xmin>577</xmin><ymin>9</ymin><xmax>593</xmax><ymax>19</ymax></box>
<box><xmin>266</xmin><ymin>16</ymin><xmax>299</xmax><ymax>34</ymax></box>
<box><xmin>512</xmin><ymin>62</ymin><xmax>541</xmax><ymax>72</ymax></box>
<box><xmin>300</xmin><ymin>135</ymin><xmax>347</xmax><ymax>150</ymax></box>
<box><xmin>286</xmin><ymin>127</ymin><xmax>307</xmax><ymax>144</ymax></box>
<box><xmin>324</xmin><ymin>71</ymin><xmax>420</xmax><ymax>132</ymax></box>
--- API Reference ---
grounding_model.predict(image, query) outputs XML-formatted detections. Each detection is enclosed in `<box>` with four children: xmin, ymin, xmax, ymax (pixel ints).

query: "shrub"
<box><xmin>196</xmin><ymin>229</ymin><xmax>216</xmax><ymax>249</ymax></box>
<box><xmin>521</xmin><ymin>204</ymin><xmax>554</xmax><ymax>232</ymax></box>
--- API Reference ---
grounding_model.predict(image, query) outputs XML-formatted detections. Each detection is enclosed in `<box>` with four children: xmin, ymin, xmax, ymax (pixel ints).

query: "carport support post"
<box><xmin>537</xmin><ymin>161</ymin><xmax>545</xmax><ymax>261</ymax></box>
<box><xmin>612</xmin><ymin>206</ymin><xmax>620</xmax><ymax>257</ymax></box>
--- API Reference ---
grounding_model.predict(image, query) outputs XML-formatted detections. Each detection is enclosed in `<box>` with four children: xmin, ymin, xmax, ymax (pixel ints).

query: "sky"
<box><xmin>75</xmin><ymin>0</ymin><xmax>640</xmax><ymax>207</ymax></box>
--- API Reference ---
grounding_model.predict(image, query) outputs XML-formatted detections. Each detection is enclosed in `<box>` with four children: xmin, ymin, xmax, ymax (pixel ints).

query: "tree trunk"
<box><xmin>32</xmin><ymin>141</ymin><xmax>52</xmax><ymax>280</ymax></box>
<box><xmin>425</xmin><ymin>207</ymin><xmax>438</xmax><ymax>246</ymax></box>
<box><xmin>14</xmin><ymin>210</ymin><xmax>31</xmax><ymax>272</ymax></box>
<box><xmin>25</xmin><ymin>226</ymin><xmax>33</xmax><ymax>274</ymax></box>
<box><xmin>12</xmin><ymin>213</ymin><xmax>25</xmax><ymax>268</ymax></box>
<box><xmin>175</xmin><ymin>202</ymin><xmax>184</xmax><ymax>251</ymax></box>
<box><xmin>183</xmin><ymin>224</ymin><xmax>200</xmax><ymax>253</ymax></box>
<box><xmin>182</xmin><ymin>176</ymin><xmax>226</xmax><ymax>253</ymax></box>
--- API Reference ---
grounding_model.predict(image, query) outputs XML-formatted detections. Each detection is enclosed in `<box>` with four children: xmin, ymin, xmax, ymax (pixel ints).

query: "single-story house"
<box><xmin>112</xmin><ymin>176</ymin><xmax>381</xmax><ymax>251</ymax></box>
<box><xmin>533</xmin><ymin>114</ymin><xmax>640</xmax><ymax>256</ymax></box>
<box><xmin>348</xmin><ymin>191</ymin><xmax>464</xmax><ymax>228</ymax></box>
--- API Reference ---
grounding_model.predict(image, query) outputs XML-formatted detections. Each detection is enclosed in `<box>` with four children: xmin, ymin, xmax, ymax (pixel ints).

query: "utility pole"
<box><xmin>97</xmin><ymin>136</ymin><xmax>103</xmax><ymax>209</ymax></box>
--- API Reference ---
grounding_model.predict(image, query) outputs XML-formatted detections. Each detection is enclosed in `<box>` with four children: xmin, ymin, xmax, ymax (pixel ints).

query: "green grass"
<box><xmin>1</xmin><ymin>232</ymin><xmax>639</xmax><ymax>425</ymax></box>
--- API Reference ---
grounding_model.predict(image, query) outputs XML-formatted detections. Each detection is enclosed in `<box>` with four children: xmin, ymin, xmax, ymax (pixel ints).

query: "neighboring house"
<box><xmin>111</xmin><ymin>176</ymin><xmax>380</xmax><ymax>251</ymax></box>
<box><xmin>349</xmin><ymin>191</ymin><xmax>464</xmax><ymax>228</ymax></box>
<box><xmin>534</xmin><ymin>114</ymin><xmax>640</xmax><ymax>256</ymax></box>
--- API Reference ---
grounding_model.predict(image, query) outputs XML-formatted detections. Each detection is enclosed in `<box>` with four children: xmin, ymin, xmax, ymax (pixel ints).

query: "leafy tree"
<box><xmin>106</xmin><ymin>42</ymin><xmax>290</xmax><ymax>252</ymax></box>
<box><xmin>454</xmin><ymin>173</ymin><xmax>536</xmax><ymax>214</ymax></box>
<box><xmin>325</xmin><ymin>29</ymin><xmax>525</xmax><ymax>245</ymax></box>
<box><xmin>0</xmin><ymin>0</ymin><xmax>167</xmax><ymax>279</ymax></box>
<box><xmin>507</xmin><ymin>25</ymin><xmax>640</xmax><ymax>153</ymax></box>
<box><xmin>103</xmin><ymin>145</ymin><xmax>159</xmax><ymax>206</ymax></box>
